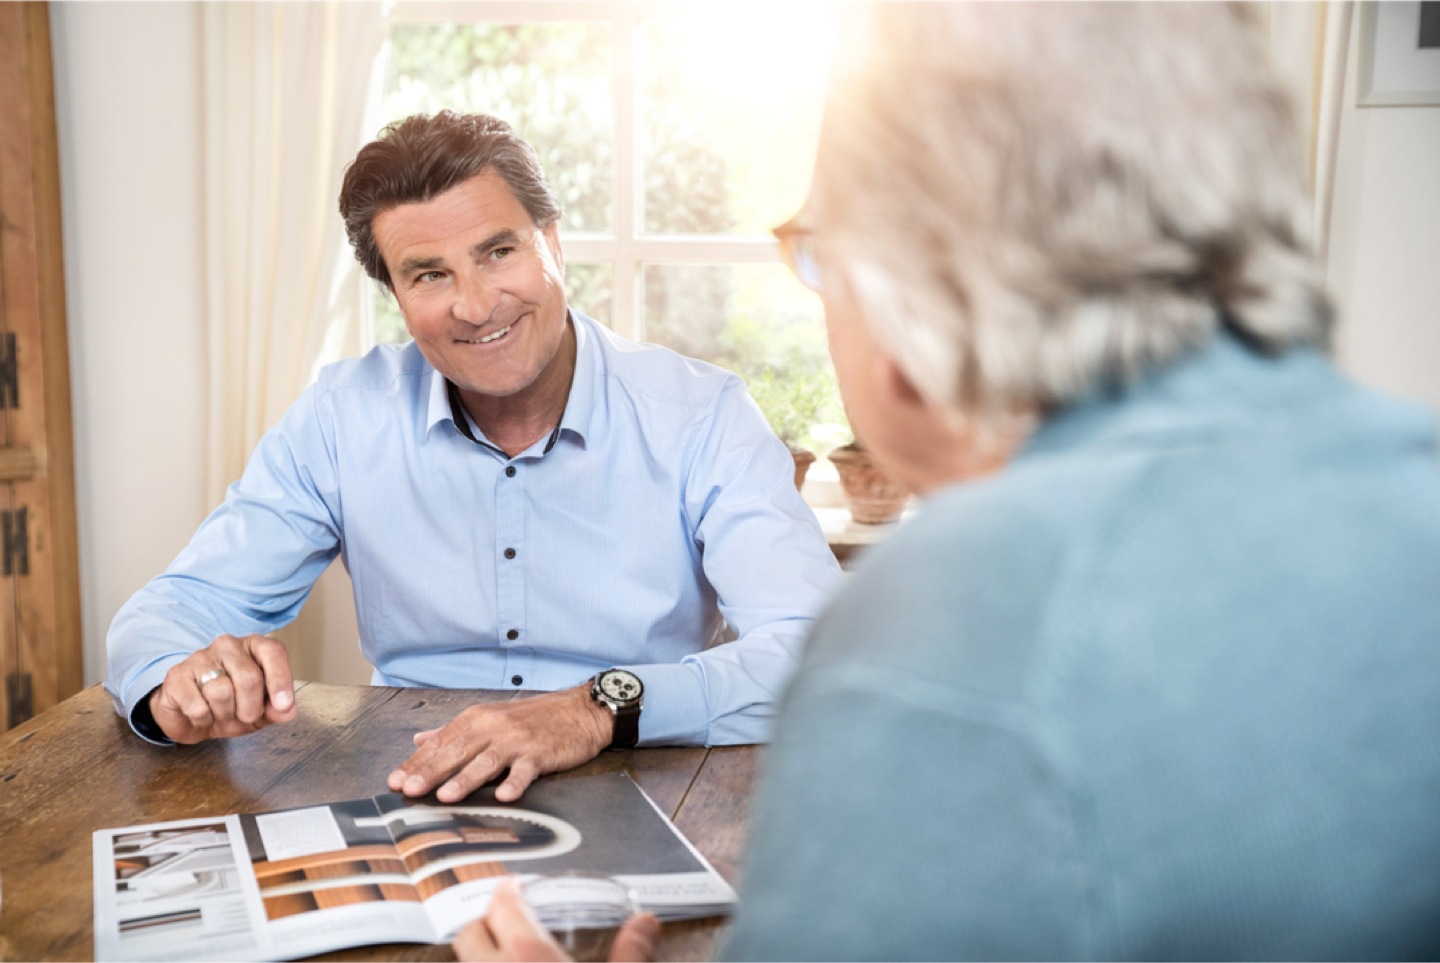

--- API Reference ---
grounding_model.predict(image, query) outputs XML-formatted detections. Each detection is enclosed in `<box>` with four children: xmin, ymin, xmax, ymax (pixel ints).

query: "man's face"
<box><xmin>374</xmin><ymin>171</ymin><xmax>569</xmax><ymax>400</ymax></box>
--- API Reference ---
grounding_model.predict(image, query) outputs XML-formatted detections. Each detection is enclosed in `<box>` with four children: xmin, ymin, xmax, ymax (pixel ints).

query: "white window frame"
<box><xmin>386</xmin><ymin>0</ymin><xmax>785</xmax><ymax>343</ymax></box>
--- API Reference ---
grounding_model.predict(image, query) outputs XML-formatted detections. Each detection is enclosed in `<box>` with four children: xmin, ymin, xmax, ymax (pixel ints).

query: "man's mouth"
<box><xmin>460</xmin><ymin>323</ymin><xmax>513</xmax><ymax>345</ymax></box>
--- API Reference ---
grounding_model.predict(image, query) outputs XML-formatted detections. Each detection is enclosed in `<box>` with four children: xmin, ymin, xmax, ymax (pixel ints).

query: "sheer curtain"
<box><xmin>201</xmin><ymin>2</ymin><xmax>386</xmax><ymax>684</ymax></box>
<box><xmin>202</xmin><ymin>1</ymin><xmax>386</xmax><ymax>506</ymax></box>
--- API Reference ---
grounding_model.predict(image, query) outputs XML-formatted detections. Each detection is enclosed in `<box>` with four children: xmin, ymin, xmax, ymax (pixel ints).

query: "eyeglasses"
<box><xmin>772</xmin><ymin>216</ymin><xmax>823</xmax><ymax>293</ymax></box>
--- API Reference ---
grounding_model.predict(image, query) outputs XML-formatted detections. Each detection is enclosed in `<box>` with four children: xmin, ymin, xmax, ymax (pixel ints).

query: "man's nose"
<box><xmin>451</xmin><ymin>268</ymin><xmax>500</xmax><ymax>325</ymax></box>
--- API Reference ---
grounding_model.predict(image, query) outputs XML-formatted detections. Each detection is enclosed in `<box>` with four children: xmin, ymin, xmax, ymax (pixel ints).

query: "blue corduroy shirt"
<box><xmin>726</xmin><ymin>334</ymin><xmax>1440</xmax><ymax>960</ymax></box>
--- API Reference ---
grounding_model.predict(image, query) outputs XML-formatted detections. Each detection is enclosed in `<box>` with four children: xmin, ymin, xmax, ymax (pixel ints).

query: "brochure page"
<box><xmin>95</xmin><ymin>814</ymin><xmax>282</xmax><ymax>963</ymax></box>
<box><xmin>93</xmin><ymin>771</ymin><xmax>737</xmax><ymax>962</ymax></box>
<box><xmin>240</xmin><ymin>798</ymin><xmax>438</xmax><ymax>958</ymax></box>
<box><xmin>391</xmin><ymin>772</ymin><xmax>738</xmax><ymax>937</ymax></box>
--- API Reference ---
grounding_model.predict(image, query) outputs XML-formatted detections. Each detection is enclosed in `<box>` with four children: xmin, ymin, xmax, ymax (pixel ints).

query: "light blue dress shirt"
<box><xmin>105</xmin><ymin>311</ymin><xmax>845</xmax><ymax>746</ymax></box>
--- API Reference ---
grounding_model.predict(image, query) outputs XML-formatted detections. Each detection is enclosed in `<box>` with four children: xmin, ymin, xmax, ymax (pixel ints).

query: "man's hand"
<box><xmin>453</xmin><ymin>878</ymin><xmax>659</xmax><ymax>963</ymax></box>
<box><xmin>388</xmin><ymin>684</ymin><xmax>614</xmax><ymax>803</ymax></box>
<box><xmin>149</xmin><ymin>634</ymin><xmax>297</xmax><ymax>744</ymax></box>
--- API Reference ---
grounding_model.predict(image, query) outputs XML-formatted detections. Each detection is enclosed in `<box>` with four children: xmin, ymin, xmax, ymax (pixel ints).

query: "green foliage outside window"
<box><xmin>645</xmin><ymin>264</ymin><xmax>846</xmax><ymax>451</ymax></box>
<box><xmin>723</xmin><ymin>315</ymin><xmax>846</xmax><ymax>451</ymax></box>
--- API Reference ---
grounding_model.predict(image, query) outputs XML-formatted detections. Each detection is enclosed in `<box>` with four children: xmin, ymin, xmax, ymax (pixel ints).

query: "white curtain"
<box><xmin>1264</xmin><ymin>1</ymin><xmax>1355</xmax><ymax>269</ymax></box>
<box><xmin>202</xmin><ymin>1</ymin><xmax>387</xmax><ymax>506</ymax></box>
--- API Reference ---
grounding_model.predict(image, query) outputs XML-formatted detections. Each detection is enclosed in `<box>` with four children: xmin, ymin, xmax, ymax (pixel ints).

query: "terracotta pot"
<box><xmin>828</xmin><ymin>444</ymin><xmax>907</xmax><ymax>524</ymax></box>
<box><xmin>790</xmin><ymin>448</ymin><xmax>817</xmax><ymax>491</ymax></box>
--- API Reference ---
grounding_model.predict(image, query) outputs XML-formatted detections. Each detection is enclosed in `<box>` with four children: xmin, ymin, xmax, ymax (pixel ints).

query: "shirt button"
<box><xmin>507</xmin><ymin>629</ymin><xmax>519</xmax><ymax>640</ymax></box>
<box><xmin>505</xmin><ymin>466</ymin><xmax>516</xmax><ymax>477</ymax></box>
<box><xmin>504</xmin><ymin>547</ymin><xmax>516</xmax><ymax>560</ymax></box>
<box><xmin>511</xmin><ymin>675</ymin><xmax>523</xmax><ymax>686</ymax></box>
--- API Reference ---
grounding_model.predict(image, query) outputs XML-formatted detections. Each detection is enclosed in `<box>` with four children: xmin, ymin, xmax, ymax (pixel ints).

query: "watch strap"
<box><xmin>609</xmin><ymin>702</ymin><xmax>641</xmax><ymax>749</ymax></box>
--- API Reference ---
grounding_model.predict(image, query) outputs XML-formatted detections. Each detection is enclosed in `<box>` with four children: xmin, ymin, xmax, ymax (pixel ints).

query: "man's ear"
<box><xmin>875</xmin><ymin>351</ymin><xmax>928</xmax><ymax>411</ymax></box>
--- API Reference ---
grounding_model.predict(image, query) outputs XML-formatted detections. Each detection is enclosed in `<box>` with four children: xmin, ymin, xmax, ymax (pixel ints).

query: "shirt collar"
<box><xmin>423</xmin><ymin>309</ymin><xmax>597</xmax><ymax>452</ymax></box>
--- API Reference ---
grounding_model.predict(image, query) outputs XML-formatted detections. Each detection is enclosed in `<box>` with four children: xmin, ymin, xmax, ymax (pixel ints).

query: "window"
<box><xmin>366</xmin><ymin>2</ymin><xmax>848</xmax><ymax>465</ymax></box>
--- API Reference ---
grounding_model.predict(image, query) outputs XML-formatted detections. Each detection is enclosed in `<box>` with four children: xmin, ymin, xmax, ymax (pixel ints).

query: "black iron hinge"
<box><xmin>7</xmin><ymin>672</ymin><xmax>32</xmax><ymax>729</ymax></box>
<box><xmin>3</xmin><ymin>506</ymin><xmax>28</xmax><ymax>576</ymax></box>
<box><xmin>0</xmin><ymin>332</ymin><xmax>16</xmax><ymax>409</ymax></box>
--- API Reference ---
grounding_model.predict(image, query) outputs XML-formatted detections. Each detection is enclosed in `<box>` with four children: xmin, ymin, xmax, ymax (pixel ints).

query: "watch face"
<box><xmin>599</xmin><ymin>670</ymin><xmax>642</xmax><ymax>704</ymax></box>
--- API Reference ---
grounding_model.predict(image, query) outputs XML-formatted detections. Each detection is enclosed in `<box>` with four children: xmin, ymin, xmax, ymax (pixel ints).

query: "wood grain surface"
<box><xmin>0</xmin><ymin>0</ymin><xmax>84</xmax><ymax>732</ymax></box>
<box><xmin>0</xmin><ymin>683</ymin><xmax>760</xmax><ymax>962</ymax></box>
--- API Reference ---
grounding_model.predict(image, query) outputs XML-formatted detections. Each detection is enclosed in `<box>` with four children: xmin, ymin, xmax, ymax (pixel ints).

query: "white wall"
<box><xmin>51</xmin><ymin>2</ymin><xmax>210</xmax><ymax>687</ymax></box>
<box><xmin>1328</xmin><ymin>21</ymin><xmax>1440</xmax><ymax>417</ymax></box>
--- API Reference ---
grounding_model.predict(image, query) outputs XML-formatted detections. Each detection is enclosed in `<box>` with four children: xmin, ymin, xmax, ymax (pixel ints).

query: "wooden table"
<box><xmin>0</xmin><ymin>683</ymin><xmax>759</xmax><ymax>962</ymax></box>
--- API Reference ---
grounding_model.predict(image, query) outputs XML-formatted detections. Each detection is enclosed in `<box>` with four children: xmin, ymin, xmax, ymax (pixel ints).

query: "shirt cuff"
<box><xmin>621</xmin><ymin>661</ymin><xmax>710</xmax><ymax>747</ymax></box>
<box><xmin>110</xmin><ymin>656</ymin><xmax>187</xmax><ymax>746</ymax></box>
<box><xmin>129</xmin><ymin>688</ymin><xmax>175</xmax><ymax>745</ymax></box>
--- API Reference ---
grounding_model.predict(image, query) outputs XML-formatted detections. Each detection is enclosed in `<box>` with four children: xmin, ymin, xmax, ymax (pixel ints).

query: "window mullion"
<box><xmin>611</xmin><ymin>9</ymin><xmax>639</xmax><ymax>341</ymax></box>
<box><xmin>629</xmin><ymin>238</ymin><xmax>780</xmax><ymax>263</ymax></box>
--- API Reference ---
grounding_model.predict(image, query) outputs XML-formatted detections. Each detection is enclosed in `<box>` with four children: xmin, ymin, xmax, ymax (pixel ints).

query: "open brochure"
<box><xmin>93</xmin><ymin>771</ymin><xmax>737</xmax><ymax>962</ymax></box>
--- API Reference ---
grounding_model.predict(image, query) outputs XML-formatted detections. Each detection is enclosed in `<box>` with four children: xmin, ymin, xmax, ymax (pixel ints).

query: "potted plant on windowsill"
<box><xmin>827</xmin><ymin>437</ymin><xmax>909</xmax><ymax>525</ymax></box>
<box><xmin>749</xmin><ymin>370</ymin><xmax>828</xmax><ymax>491</ymax></box>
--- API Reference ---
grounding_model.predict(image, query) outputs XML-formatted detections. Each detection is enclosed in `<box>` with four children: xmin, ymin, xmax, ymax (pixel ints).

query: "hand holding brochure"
<box><xmin>93</xmin><ymin>771</ymin><xmax>736</xmax><ymax>962</ymax></box>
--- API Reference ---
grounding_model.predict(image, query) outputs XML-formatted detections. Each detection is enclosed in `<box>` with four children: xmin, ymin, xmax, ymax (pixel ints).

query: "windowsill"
<box><xmin>800</xmin><ymin>458</ymin><xmax>914</xmax><ymax>568</ymax></box>
<box><xmin>799</xmin><ymin>457</ymin><xmax>844</xmax><ymax>508</ymax></box>
<box><xmin>811</xmin><ymin>506</ymin><xmax>910</xmax><ymax>545</ymax></box>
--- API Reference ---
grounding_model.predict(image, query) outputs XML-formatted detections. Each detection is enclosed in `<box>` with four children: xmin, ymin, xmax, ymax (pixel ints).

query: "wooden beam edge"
<box><xmin>24</xmin><ymin>0</ymin><xmax>83</xmax><ymax>699</ymax></box>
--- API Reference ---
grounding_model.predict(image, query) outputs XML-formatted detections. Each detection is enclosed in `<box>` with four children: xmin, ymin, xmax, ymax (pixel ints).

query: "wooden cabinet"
<box><xmin>0</xmin><ymin>1</ymin><xmax>82</xmax><ymax>730</ymax></box>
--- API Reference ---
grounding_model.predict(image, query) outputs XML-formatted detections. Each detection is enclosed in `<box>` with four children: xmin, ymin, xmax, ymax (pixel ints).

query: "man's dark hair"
<box><xmin>339</xmin><ymin>111</ymin><xmax>563</xmax><ymax>288</ymax></box>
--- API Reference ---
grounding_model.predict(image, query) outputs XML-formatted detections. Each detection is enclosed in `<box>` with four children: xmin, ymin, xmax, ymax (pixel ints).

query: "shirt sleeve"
<box><xmin>719</xmin><ymin>668</ymin><xmax>1091</xmax><ymax>961</ymax></box>
<box><xmin>104</xmin><ymin>385</ymin><xmax>343</xmax><ymax>741</ymax></box>
<box><xmin>620</xmin><ymin>380</ymin><xmax>846</xmax><ymax>746</ymax></box>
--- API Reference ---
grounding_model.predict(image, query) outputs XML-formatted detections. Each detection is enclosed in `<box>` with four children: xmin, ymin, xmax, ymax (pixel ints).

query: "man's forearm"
<box><xmin>105</xmin><ymin>548</ymin><xmax>311</xmax><ymax>733</ymax></box>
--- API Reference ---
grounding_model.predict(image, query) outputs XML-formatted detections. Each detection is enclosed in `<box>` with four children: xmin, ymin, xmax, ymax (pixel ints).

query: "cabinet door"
<box><xmin>0</xmin><ymin>1</ymin><xmax>82</xmax><ymax>730</ymax></box>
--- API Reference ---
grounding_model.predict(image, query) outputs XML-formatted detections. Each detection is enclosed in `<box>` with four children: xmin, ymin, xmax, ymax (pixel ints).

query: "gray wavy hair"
<box><xmin>811</xmin><ymin>2</ymin><xmax>1333</xmax><ymax>420</ymax></box>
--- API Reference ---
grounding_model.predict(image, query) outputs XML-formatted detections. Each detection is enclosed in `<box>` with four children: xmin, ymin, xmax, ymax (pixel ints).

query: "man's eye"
<box><xmin>490</xmin><ymin>247</ymin><xmax>513</xmax><ymax>260</ymax></box>
<box><xmin>417</xmin><ymin>271</ymin><xmax>444</xmax><ymax>283</ymax></box>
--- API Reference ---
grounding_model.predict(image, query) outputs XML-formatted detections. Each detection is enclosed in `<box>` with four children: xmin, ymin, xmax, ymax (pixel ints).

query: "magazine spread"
<box><xmin>93</xmin><ymin>771</ymin><xmax>737</xmax><ymax>963</ymax></box>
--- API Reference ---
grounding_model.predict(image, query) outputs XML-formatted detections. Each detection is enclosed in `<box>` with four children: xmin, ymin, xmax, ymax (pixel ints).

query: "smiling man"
<box><xmin>104</xmin><ymin>112</ymin><xmax>844</xmax><ymax>801</ymax></box>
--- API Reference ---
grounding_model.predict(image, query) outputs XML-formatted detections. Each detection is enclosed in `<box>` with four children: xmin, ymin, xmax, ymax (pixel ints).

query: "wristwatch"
<box><xmin>590</xmin><ymin>669</ymin><xmax>644</xmax><ymax>749</ymax></box>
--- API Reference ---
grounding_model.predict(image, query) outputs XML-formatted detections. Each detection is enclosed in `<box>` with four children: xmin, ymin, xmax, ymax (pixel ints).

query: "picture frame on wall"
<box><xmin>1357</xmin><ymin>1</ymin><xmax>1440</xmax><ymax>106</ymax></box>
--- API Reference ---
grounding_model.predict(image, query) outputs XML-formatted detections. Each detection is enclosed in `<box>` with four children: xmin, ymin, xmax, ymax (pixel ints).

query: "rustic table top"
<box><xmin>0</xmin><ymin>682</ymin><xmax>759</xmax><ymax>962</ymax></box>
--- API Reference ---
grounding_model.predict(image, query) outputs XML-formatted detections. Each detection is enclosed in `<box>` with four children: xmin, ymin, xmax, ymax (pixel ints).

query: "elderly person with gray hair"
<box><xmin>458</xmin><ymin>3</ymin><xmax>1440</xmax><ymax>960</ymax></box>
